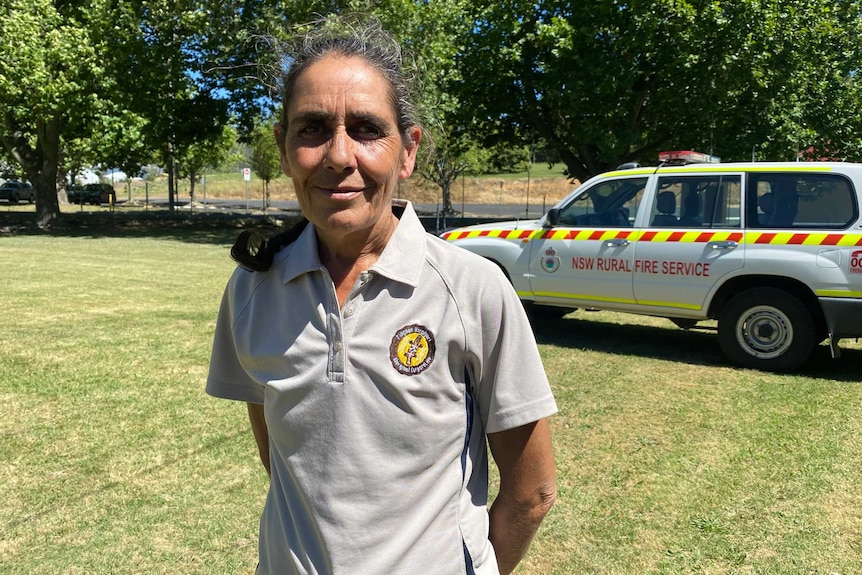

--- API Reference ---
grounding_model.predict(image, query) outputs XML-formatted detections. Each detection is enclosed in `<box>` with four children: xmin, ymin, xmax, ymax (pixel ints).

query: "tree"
<box><xmin>59</xmin><ymin>108</ymin><xmax>150</xmax><ymax>200</ymax></box>
<box><xmin>451</xmin><ymin>1</ymin><xmax>862</xmax><ymax>181</ymax></box>
<box><xmin>362</xmin><ymin>0</ymin><xmax>476</xmax><ymax>214</ymax></box>
<box><xmin>105</xmin><ymin>0</ymin><xmax>237</xmax><ymax>211</ymax></box>
<box><xmin>178</xmin><ymin>124</ymin><xmax>237</xmax><ymax>202</ymax></box>
<box><xmin>0</xmin><ymin>0</ymin><xmax>276</xmax><ymax>226</ymax></box>
<box><xmin>417</xmin><ymin>130</ymin><xmax>472</xmax><ymax>215</ymax></box>
<box><xmin>249</xmin><ymin>119</ymin><xmax>282</xmax><ymax>208</ymax></box>
<box><xmin>0</xmin><ymin>0</ymin><xmax>124</xmax><ymax>227</ymax></box>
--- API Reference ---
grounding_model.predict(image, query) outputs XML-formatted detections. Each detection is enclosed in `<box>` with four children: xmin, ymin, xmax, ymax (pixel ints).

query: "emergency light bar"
<box><xmin>658</xmin><ymin>150</ymin><xmax>721</xmax><ymax>164</ymax></box>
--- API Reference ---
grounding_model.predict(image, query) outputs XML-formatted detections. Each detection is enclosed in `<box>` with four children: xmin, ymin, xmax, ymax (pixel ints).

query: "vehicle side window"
<box><xmin>557</xmin><ymin>177</ymin><xmax>647</xmax><ymax>227</ymax></box>
<box><xmin>651</xmin><ymin>175</ymin><xmax>741</xmax><ymax>228</ymax></box>
<box><xmin>747</xmin><ymin>173</ymin><xmax>857</xmax><ymax>229</ymax></box>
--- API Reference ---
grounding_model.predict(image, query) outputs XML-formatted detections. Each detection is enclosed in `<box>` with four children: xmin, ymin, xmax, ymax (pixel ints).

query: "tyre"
<box><xmin>718</xmin><ymin>287</ymin><xmax>815</xmax><ymax>371</ymax></box>
<box><xmin>27</xmin><ymin>193</ymin><xmax>35</xmax><ymax>203</ymax></box>
<box><xmin>11</xmin><ymin>193</ymin><xmax>18</xmax><ymax>204</ymax></box>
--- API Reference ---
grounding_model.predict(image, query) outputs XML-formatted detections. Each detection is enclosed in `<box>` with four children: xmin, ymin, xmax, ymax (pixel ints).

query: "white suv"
<box><xmin>442</xmin><ymin>155</ymin><xmax>862</xmax><ymax>371</ymax></box>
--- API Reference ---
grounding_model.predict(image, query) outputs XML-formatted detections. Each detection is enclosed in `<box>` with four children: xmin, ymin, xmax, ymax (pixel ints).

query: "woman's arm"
<box><xmin>247</xmin><ymin>402</ymin><xmax>271</xmax><ymax>478</ymax></box>
<box><xmin>487</xmin><ymin>419</ymin><xmax>557</xmax><ymax>574</ymax></box>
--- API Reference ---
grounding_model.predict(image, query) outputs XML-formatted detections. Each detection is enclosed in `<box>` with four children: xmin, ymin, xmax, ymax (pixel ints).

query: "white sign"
<box><xmin>243</xmin><ymin>168</ymin><xmax>251</xmax><ymax>181</ymax></box>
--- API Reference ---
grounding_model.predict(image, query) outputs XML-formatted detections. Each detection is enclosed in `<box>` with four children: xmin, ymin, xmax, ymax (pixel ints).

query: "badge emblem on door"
<box><xmin>542</xmin><ymin>247</ymin><xmax>561</xmax><ymax>273</ymax></box>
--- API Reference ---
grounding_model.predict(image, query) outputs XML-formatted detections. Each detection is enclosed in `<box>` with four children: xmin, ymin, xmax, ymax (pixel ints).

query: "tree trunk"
<box><xmin>33</xmin><ymin>117</ymin><xmax>62</xmax><ymax>229</ymax></box>
<box><xmin>1</xmin><ymin>113</ymin><xmax>62</xmax><ymax>229</ymax></box>
<box><xmin>167</xmin><ymin>142</ymin><xmax>175</xmax><ymax>212</ymax></box>
<box><xmin>440</xmin><ymin>179</ymin><xmax>454</xmax><ymax>215</ymax></box>
<box><xmin>189</xmin><ymin>173</ymin><xmax>196</xmax><ymax>202</ymax></box>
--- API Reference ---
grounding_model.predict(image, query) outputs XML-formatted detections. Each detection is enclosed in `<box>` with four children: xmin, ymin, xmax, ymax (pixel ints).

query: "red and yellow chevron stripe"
<box><xmin>442</xmin><ymin>228</ymin><xmax>862</xmax><ymax>246</ymax></box>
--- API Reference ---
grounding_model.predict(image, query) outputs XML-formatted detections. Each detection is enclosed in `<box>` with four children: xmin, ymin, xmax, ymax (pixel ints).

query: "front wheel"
<box><xmin>718</xmin><ymin>287</ymin><xmax>815</xmax><ymax>371</ymax></box>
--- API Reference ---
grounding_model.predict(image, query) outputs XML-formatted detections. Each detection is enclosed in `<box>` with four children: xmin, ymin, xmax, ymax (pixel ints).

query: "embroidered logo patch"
<box><xmin>390</xmin><ymin>324</ymin><xmax>436</xmax><ymax>375</ymax></box>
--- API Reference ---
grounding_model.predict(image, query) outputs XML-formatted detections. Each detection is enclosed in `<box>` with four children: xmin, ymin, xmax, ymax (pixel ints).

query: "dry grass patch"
<box><xmin>118</xmin><ymin>169</ymin><xmax>575</xmax><ymax>209</ymax></box>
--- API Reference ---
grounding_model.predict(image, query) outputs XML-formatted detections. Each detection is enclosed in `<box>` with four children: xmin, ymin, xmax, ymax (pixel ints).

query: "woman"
<box><xmin>207</xmin><ymin>16</ymin><xmax>557</xmax><ymax>575</ymax></box>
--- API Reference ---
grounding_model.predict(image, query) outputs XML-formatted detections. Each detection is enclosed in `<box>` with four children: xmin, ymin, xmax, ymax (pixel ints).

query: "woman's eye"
<box><xmin>351</xmin><ymin>123</ymin><xmax>384</xmax><ymax>140</ymax></box>
<box><xmin>299</xmin><ymin>123</ymin><xmax>327</xmax><ymax>137</ymax></box>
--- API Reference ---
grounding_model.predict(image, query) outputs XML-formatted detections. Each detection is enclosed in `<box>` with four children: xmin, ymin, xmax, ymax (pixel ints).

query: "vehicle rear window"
<box><xmin>747</xmin><ymin>173</ymin><xmax>857</xmax><ymax>229</ymax></box>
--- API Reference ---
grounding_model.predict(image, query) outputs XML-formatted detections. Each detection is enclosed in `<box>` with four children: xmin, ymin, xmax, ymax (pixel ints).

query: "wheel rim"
<box><xmin>735</xmin><ymin>305</ymin><xmax>793</xmax><ymax>359</ymax></box>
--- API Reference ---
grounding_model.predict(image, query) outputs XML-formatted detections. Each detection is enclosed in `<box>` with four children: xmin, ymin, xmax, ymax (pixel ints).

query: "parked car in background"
<box><xmin>66</xmin><ymin>184</ymin><xmax>85</xmax><ymax>204</ymax></box>
<box><xmin>67</xmin><ymin>183</ymin><xmax>116</xmax><ymax>205</ymax></box>
<box><xmin>0</xmin><ymin>181</ymin><xmax>34</xmax><ymax>204</ymax></box>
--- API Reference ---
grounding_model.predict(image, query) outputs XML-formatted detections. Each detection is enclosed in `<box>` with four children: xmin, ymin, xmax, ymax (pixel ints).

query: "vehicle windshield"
<box><xmin>557</xmin><ymin>177</ymin><xmax>648</xmax><ymax>227</ymax></box>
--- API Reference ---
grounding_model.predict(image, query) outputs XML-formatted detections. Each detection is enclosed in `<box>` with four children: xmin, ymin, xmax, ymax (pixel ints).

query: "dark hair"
<box><xmin>231</xmin><ymin>218</ymin><xmax>309</xmax><ymax>272</ymax></box>
<box><xmin>279</xmin><ymin>14</ymin><xmax>420</xmax><ymax>140</ymax></box>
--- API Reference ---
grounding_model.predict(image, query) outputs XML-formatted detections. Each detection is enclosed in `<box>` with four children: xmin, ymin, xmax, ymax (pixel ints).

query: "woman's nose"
<box><xmin>324</xmin><ymin>129</ymin><xmax>356</xmax><ymax>172</ymax></box>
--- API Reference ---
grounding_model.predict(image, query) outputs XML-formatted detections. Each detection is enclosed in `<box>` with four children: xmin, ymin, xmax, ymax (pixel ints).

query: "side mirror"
<box><xmin>545</xmin><ymin>208</ymin><xmax>561</xmax><ymax>228</ymax></box>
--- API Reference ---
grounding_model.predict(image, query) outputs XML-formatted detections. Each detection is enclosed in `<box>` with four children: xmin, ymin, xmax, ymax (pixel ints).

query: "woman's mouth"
<box><xmin>318</xmin><ymin>187</ymin><xmax>364</xmax><ymax>201</ymax></box>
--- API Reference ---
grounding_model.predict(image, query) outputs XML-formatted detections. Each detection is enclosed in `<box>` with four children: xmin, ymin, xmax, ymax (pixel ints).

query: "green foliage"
<box><xmin>0</xmin><ymin>0</ymin><xmax>115</xmax><ymax>224</ymax></box>
<box><xmin>451</xmin><ymin>1</ymin><xmax>862</xmax><ymax>180</ymax></box>
<box><xmin>7</xmin><ymin>0</ymin><xmax>862</xmax><ymax>224</ymax></box>
<box><xmin>485</xmin><ymin>143</ymin><xmax>530</xmax><ymax>174</ymax></box>
<box><xmin>0</xmin><ymin>0</ymin><xmax>101</xmax><ymax>120</ymax></box>
<box><xmin>249</xmin><ymin>118</ymin><xmax>281</xmax><ymax>185</ymax></box>
<box><xmin>178</xmin><ymin>124</ymin><xmax>238</xmax><ymax>199</ymax></box>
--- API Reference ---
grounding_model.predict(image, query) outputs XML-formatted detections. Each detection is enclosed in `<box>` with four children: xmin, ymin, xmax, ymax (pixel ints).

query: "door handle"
<box><xmin>604</xmin><ymin>238</ymin><xmax>630</xmax><ymax>247</ymax></box>
<box><xmin>708</xmin><ymin>240</ymin><xmax>738</xmax><ymax>250</ymax></box>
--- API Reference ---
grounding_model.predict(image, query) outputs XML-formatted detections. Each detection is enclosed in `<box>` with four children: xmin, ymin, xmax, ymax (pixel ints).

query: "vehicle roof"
<box><xmin>596</xmin><ymin>161</ymin><xmax>862</xmax><ymax>180</ymax></box>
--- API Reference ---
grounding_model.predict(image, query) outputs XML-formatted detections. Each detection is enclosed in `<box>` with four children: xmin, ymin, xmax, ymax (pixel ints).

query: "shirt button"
<box><xmin>344</xmin><ymin>306</ymin><xmax>355</xmax><ymax>317</ymax></box>
<box><xmin>334</xmin><ymin>340</ymin><xmax>343</xmax><ymax>352</ymax></box>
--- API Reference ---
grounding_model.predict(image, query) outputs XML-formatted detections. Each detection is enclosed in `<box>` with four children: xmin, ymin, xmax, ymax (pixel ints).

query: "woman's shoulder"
<box><xmin>423</xmin><ymin>232</ymin><xmax>511</xmax><ymax>288</ymax></box>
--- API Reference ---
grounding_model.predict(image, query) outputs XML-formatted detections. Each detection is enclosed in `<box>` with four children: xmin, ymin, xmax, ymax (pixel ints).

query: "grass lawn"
<box><xmin>2</xmin><ymin>228</ymin><xmax>861</xmax><ymax>574</ymax></box>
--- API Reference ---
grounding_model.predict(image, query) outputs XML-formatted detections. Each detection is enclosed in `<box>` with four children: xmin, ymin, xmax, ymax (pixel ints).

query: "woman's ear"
<box><xmin>273</xmin><ymin>123</ymin><xmax>291</xmax><ymax>177</ymax></box>
<box><xmin>399</xmin><ymin>126</ymin><xmax>422</xmax><ymax>179</ymax></box>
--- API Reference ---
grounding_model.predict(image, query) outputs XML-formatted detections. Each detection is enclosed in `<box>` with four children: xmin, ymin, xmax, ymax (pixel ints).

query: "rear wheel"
<box><xmin>718</xmin><ymin>287</ymin><xmax>815</xmax><ymax>371</ymax></box>
<box><xmin>11</xmin><ymin>193</ymin><xmax>18</xmax><ymax>204</ymax></box>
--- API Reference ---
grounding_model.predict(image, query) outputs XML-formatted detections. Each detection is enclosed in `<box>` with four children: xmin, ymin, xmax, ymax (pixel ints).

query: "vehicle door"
<box><xmin>528</xmin><ymin>174</ymin><xmax>650</xmax><ymax>307</ymax></box>
<box><xmin>633</xmin><ymin>172</ymin><xmax>745</xmax><ymax>313</ymax></box>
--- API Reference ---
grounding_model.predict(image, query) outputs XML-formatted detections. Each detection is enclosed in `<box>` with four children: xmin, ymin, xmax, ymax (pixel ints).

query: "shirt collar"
<box><xmin>370</xmin><ymin>200</ymin><xmax>425</xmax><ymax>288</ymax></box>
<box><xmin>280</xmin><ymin>219</ymin><xmax>322</xmax><ymax>284</ymax></box>
<box><xmin>280</xmin><ymin>200</ymin><xmax>426</xmax><ymax>288</ymax></box>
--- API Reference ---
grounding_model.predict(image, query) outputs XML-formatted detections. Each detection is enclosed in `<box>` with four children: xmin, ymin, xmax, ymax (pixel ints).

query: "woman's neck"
<box><xmin>316</xmin><ymin>212</ymin><xmax>398</xmax><ymax>306</ymax></box>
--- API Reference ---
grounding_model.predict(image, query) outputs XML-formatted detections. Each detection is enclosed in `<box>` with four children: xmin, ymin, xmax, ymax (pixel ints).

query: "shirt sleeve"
<box><xmin>206</xmin><ymin>271</ymin><xmax>266</xmax><ymax>405</ymax></box>
<box><xmin>470</xmin><ymin>264</ymin><xmax>558</xmax><ymax>434</ymax></box>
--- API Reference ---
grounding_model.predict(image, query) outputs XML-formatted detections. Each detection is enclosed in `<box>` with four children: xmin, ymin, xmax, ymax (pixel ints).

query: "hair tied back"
<box><xmin>230</xmin><ymin>218</ymin><xmax>309</xmax><ymax>272</ymax></box>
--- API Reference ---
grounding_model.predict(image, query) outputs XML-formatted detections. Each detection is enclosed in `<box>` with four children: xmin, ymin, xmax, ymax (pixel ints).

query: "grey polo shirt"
<box><xmin>207</xmin><ymin>201</ymin><xmax>557</xmax><ymax>575</ymax></box>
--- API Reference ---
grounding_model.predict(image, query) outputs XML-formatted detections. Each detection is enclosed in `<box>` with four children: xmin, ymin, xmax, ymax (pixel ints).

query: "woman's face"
<box><xmin>276</xmin><ymin>54</ymin><xmax>420</xmax><ymax>244</ymax></box>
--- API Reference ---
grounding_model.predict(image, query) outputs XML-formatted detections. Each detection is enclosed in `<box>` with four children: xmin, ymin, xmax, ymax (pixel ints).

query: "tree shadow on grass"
<box><xmin>0</xmin><ymin>210</ymin><xmax>301</xmax><ymax>246</ymax></box>
<box><xmin>532</xmin><ymin>312</ymin><xmax>862</xmax><ymax>383</ymax></box>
